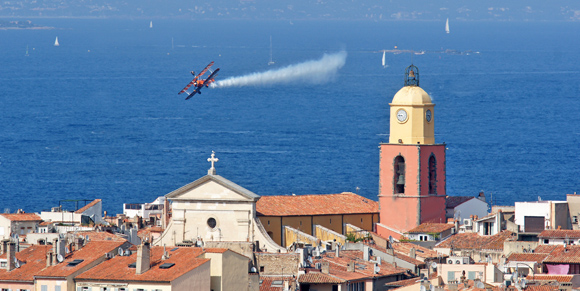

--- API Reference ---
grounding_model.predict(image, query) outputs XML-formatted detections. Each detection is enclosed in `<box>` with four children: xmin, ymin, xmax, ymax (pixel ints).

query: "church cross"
<box><xmin>207</xmin><ymin>151</ymin><xmax>219</xmax><ymax>175</ymax></box>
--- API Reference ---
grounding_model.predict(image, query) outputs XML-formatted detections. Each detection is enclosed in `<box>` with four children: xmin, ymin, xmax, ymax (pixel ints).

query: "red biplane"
<box><xmin>178</xmin><ymin>62</ymin><xmax>220</xmax><ymax>100</ymax></box>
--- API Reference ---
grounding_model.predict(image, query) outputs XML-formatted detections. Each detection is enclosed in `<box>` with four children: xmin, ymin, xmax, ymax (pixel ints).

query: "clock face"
<box><xmin>426</xmin><ymin>109</ymin><xmax>432</xmax><ymax>122</ymax></box>
<box><xmin>396</xmin><ymin>109</ymin><xmax>408</xmax><ymax>122</ymax></box>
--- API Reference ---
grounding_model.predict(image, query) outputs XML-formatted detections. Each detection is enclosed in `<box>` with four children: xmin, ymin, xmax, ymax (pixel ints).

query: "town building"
<box><xmin>445</xmin><ymin>194</ymin><xmax>488</xmax><ymax>223</ymax></box>
<box><xmin>123</xmin><ymin>196</ymin><xmax>166</xmax><ymax>221</ymax></box>
<box><xmin>0</xmin><ymin>241</ymin><xmax>50</xmax><ymax>290</ymax></box>
<box><xmin>538</xmin><ymin>229</ymin><xmax>580</xmax><ymax>245</ymax></box>
<box><xmin>514</xmin><ymin>200</ymin><xmax>570</xmax><ymax>233</ymax></box>
<box><xmin>75</xmin><ymin>244</ymin><xmax>211</xmax><ymax>291</ymax></box>
<box><xmin>256</xmin><ymin>193</ymin><xmax>379</xmax><ymax>247</ymax></box>
<box><xmin>0</xmin><ymin>213</ymin><xmax>42</xmax><ymax>240</ymax></box>
<box><xmin>376</xmin><ymin>65</ymin><xmax>447</xmax><ymax>239</ymax></box>
<box><xmin>405</xmin><ymin>223</ymin><xmax>455</xmax><ymax>242</ymax></box>
<box><xmin>434</xmin><ymin>231</ymin><xmax>515</xmax><ymax>263</ymax></box>
<box><xmin>34</xmin><ymin>240</ymin><xmax>129</xmax><ymax>291</ymax></box>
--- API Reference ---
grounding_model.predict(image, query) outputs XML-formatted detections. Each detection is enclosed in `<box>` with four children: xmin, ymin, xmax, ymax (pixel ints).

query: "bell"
<box><xmin>409</xmin><ymin>70</ymin><xmax>415</xmax><ymax>78</ymax></box>
<box><xmin>396</xmin><ymin>175</ymin><xmax>405</xmax><ymax>185</ymax></box>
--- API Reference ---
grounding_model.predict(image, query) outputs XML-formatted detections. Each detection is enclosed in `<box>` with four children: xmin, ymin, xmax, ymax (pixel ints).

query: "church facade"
<box><xmin>153</xmin><ymin>153</ymin><xmax>284</xmax><ymax>253</ymax></box>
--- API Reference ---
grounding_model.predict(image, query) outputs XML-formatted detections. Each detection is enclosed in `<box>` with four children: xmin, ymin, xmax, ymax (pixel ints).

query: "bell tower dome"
<box><xmin>376</xmin><ymin>65</ymin><xmax>447</xmax><ymax>239</ymax></box>
<box><xmin>389</xmin><ymin>65</ymin><xmax>435</xmax><ymax>145</ymax></box>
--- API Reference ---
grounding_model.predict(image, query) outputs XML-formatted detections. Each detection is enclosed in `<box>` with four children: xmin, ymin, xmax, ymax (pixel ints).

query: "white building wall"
<box><xmin>515</xmin><ymin>202</ymin><xmax>552</xmax><ymax>230</ymax></box>
<box><xmin>455</xmin><ymin>199</ymin><xmax>488</xmax><ymax>222</ymax></box>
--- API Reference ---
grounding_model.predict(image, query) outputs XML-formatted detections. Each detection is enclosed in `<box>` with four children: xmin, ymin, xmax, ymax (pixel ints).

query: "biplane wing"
<box><xmin>203</xmin><ymin>68</ymin><xmax>220</xmax><ymax>87</ymax></box>
<box><xmin>178</xmin><ymin>62</ymin><xmax>215</xmax><ymax>95</ymax></box>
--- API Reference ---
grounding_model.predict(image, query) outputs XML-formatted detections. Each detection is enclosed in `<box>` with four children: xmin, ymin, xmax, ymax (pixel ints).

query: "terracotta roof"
<box><xmin>311</xmin><ymin>250</ymin><xmax>407</xmax><ymax>282</ymax></box>
<box><xmin>39</xmin><ymin>221</ymin><xmax>53</xmax><ymax>226</ymax></box>
<box><xmin>0</xmin><ymin>245</ymin><xmax>51</xmax><ymax>282</ymax></box>
<box><xmin>363</xmin><ymin>243</ymin><xmax>425</xmax><ymax>266</ymax></box>
<box><xmin>75</xmin><ymin>199</ymin><xmax>101</xmax><ymax>214</ymax></box>
<box><xmin>406</xmin><ymin>223</ymin><xmax>454</xmax><ymax>234</ymax></box>
<box><xmin>436</xmin><ymin>231</ymin><xmax>515</xmax><ymax>251</ymax></box>
<box><xmin>507</xmin><ymin>253</ymin><xmax>548</xmax><ymax>263</ymax></box>
<box><xmin>0</xmin><ymin>213</ymin><xmax>42</xmax><ymax>222</ymax></box>
<box><xmin>256</xmin><ymin>193</ymin><xmax>378</xmax><ymax>216</ymax></box>
<box><xmin>534</xmin><ymin>245</ymin><xmax>559</xmax><ymax>254</ymax></box>
<box><xmin>538</xmin><ymin>229</ymin><xmax>580</xmax><ymax>239</ymax></box>
<box><xmin>492</xmin><ymin>286</ymin><xmax>558</xmax><ymax>291</ymax></box>
<box><xmin>446</xmin><ymin>196</ymin><xmax>474</xmax><ymax>208</ymax></box>
<box><xmin>391</xmin><ymin>242</ymin><xmax>441</xmax><ymax>260</ymax></box>
<box><xmin>76</xmin><ymin>247</ymin><xmax>209</xmax><ymax>283</ymax></box>
<box><xmin>260</xmin><ymin>276</ymin><xmax>296</xmax><ymax>291</ymax></box>
<box><xmin>35</xmin><ymin>241</ymin><xmax>125</xmax><ymax>278</ymax></box>
<box><xmin>543</xmin><ymin>245</ymin><xmax>580</xmax><ymax>264</ymax></box>
<box><xmin>384</xmin><ymin>277</ymin><xmax>423</xmax><ymax>287</ymax></box>
<box><xmin>528</xmin><ymin>275</ymin><xmax>575</xmax><ymax>282</ymax></box>
<box><xmin>76</xmin><ymin>231</ymin><xmax>127</xmax><ymax>242</ymax></box>
<box><xmin>298</xmin><ymin>271</ymin><xmax>343</xmax><ymax>284</ymax></box>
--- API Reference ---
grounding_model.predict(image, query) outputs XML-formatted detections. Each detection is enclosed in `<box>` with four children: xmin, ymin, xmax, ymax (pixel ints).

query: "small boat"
<box><xmin>268</xmin><ymin>35</ymin><xmax>275</xmax><ymax>66</ymax></box>
<box><xmin>54</xmin><ymin>37</ymin><xmax>59</xmax><ymax>46</ymax></box>
<box><xmin>150</xmin><ymin>21</ymin><xmax>153</xmax><ymax>28</ymax></box>
<box><xmin>382</xmin><ymin>51</ymin><xmax>388</xmax><ymax>68</ymax></box>
<box><xmin>445</xmin><ymin>18</ymin><xmax>450</xmax><ymax>34</ymax></box>
<box><xmin>25</xmin><ymin>45</ymin><xmax>29</xmax><ymax>56</ymax></box>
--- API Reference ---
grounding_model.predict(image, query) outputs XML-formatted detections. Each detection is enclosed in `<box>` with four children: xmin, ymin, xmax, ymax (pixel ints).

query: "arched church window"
<box><xmin>429</xmin><ymin>155</ymin><xmax>437</xmax><ymax>194</ymax></box>
<box><xmin>207</xmin><ymin>217</ymin><xmax>217</xmax><ymax>229</ymax></box>
<box><xmin>394</xmin><ymin>156</ymin><xmax>405</xmax><ymax>194</ymax></box>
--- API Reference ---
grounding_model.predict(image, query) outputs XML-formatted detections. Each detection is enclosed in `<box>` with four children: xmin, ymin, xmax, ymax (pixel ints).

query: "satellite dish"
<box><xmin>250</xmin><ymin>266</ymin><xmax>257</xmax><ymax>273</ymax></box>
<box><xmin>85</xmin><ymin>235</ymin><xmax>90</xmax><ymax>241</ymax></box>
<box><xmin>511</xmin><ymin>271</ymin><xmax>519</xmax><ymax>282</ymax></box>
<box><xmin>65</xmin><ymin>247</ymin><xmax>70</xmax><ymax>254</ymax></box>
<box><xmin>388</xmin><ymin>236</ymin><xmax>394</xmax><ymax>244</ymax></box>
<box><xmin>57</xmin><ymin>254</ymin><xmax>64</xmax><ymax>263</ymax></box>
<box><xmin>476</xmin><ymin>282</ymin><xmax>485</xmax><ymax>289</ymax></box>
<box><xmin>430</xmin><ymin>262</ymin><xmax>438</xmax><ymax>269</ymax></box>
<box><xmin>14</xmin><ymin>259</ymin><xmax>20</xmax><ymax>268</ymax></box>
<box><xmin>118</xmin><ymin>247</ymin><xmax>123</xmax><ymax>256</ymax></box>
<box><xmin>374</xmin><ymin>265</ymin><xmax>380</xmax><ymax>273</ymax></box>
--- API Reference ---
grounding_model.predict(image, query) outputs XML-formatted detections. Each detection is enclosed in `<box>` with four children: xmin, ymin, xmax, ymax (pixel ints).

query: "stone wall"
<box><xmin>255</xmin><ymin>252</ymin><xmax>299</xmax><ymax>276</ymax></box>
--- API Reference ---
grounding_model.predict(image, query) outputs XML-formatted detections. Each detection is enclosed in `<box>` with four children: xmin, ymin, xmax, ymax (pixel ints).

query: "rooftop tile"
<box><xmin>256</xmin><ymin>193</ymin><xmax>378</xmax><ymax>216</ymax></box>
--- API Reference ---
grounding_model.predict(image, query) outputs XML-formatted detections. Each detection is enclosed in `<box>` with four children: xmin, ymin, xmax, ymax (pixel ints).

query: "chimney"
<box><xmin>297</xmin><ymin>248</ymin><xmax>305</xmax><ymax>267</ymax></box>
<box><xmin>284</xmin><ymin>280</ymin><xmax>289</xmax><ymax>291</ymax></box>
<box><xmin>410</xmin><ymin>247</ymin><xmax>416</xmax><ymax>259</ymax></box>
<box><xmin>136</xmin><ymin>242</ymin><xmax>151</xmax><ymax>274</ymax></box>
<box><xmin>321</xmin><ymin>261</ymin><xmax>330</xmax><ymax>274</ymax></box>
<box><xmin>76</xmin><ymin>237</ymin><xmax>84</xmax><ymax>250</ymax></box>
<box><xmin>6</xmin><ymin>241</ymin><xmax>16</xmax><ymax>271</ymax></box>
<box><xmin>335</xmin><ymin>246</ymin><xmax>340</xmax><ymax>258</ymax></box>
<box><xmin>46</xmin><ymin>250</ymin><xmax>53</xmax><ymax>267</ymax></box>
<box><xmin>347</xmin><ymin>261</ymin><xmax>355</xmax><ymax>272</ymax></box>
<box><xmin>363</xmin><ymin>245</ymin><xmax>369</xmax><ymax>261</ymax></box>
<box><xmin>1</xmin><ymin>239</ymin><xmax>8</xmax><ymax>254</ymax></box>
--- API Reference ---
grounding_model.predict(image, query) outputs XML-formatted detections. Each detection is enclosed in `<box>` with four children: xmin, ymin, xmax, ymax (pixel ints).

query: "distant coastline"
<box><xmin>0</xmin><ymin>20</ymin><xmax>53</xmax><ymax>30</ymax></box>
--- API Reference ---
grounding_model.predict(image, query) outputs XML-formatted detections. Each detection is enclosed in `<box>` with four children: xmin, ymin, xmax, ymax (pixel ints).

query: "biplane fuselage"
<box><xmin>178</xmin><ymin>62</ymin><xmax>220</xmax><ymax>100</ymax></box>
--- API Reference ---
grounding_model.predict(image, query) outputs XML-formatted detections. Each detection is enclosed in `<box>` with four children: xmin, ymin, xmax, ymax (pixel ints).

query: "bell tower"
<box><xmin>377</xmin><ymin>65</ymin><xmax>447</xmax><ymax>239</ymax></box>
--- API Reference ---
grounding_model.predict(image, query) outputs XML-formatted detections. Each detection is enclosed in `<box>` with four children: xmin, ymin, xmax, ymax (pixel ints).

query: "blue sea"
<box><xmin>1</xmin><ymin>19</ymin><xmax>579</xmax><ymax>214</ymax></box>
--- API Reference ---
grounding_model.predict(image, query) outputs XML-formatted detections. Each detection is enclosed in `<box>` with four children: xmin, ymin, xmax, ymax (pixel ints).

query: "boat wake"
<box><xmin>211</xmin><ymin>51</ymin><xmax>347</xmax><ymax>88</ymax></box>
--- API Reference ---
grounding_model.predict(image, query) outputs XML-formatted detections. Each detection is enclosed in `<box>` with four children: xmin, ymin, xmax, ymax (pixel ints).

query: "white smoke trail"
<box><xmin>211</xmin><ymin>51</ymin><xmax>347</xmax><ymax>88</ymax></box>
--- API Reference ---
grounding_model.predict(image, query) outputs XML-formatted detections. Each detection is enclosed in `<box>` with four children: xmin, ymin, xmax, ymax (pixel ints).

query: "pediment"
<box><xmin>166</xmin><ymin>175</ymin><xmax>259</xmax><ymax>202</ymax></box>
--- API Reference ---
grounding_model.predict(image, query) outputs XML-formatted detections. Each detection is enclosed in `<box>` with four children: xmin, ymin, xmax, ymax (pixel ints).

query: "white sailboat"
<box><xmin>25</xmin><ymin>45</ymin><xmax>29</xmax><ymax>57</ymax></box>
<box><xmin>382</xmin><ymin>51</ymin><xmax>388</xmax><ymax>68</ymax></box>
<box><xmin>268</xmin><ymin>35</ymin><xmax>275</xmax><ymax>66</ymax></box>
<box><xmin>54</xmin><ymin>37</ymin><xmax>59</xmax><ymax>46</ymax></box>
<box><xmin>150</xmin><ymin>21</ymin><xmax>153</xmax><ymax>28</ymax></box>
<box><xmin>445</xmin><ymin>18</ymin><xmax>450</xmax><ymax>34</ymax></box>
